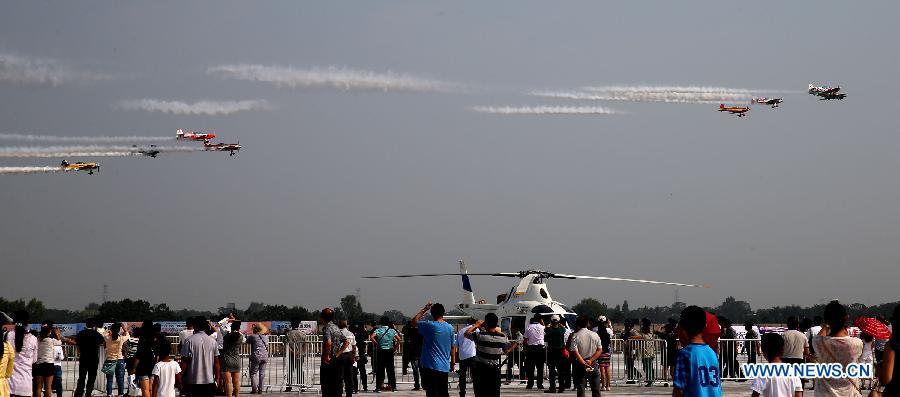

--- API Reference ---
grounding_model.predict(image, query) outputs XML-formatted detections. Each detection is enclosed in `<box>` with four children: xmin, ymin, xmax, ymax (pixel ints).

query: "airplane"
<box><xmin>133</xmin><ymin>145</ymin><xmax>160</xmax><ymax>158</ymax></box>
<box><xmin>808</xmin><ymin>84</ymin><xmax>841</xmax><ymax>96</ymax></box>
<box><xmin>363</xmin><ymin>260</ymin><xmax>706</xmax><ymax>332</ymax></box>
<box><xmin>60</xmin><ymin>159</ymin><xmax>99</xmax><ymax>175</ymax></box>
<box><xmin>753</xmin><ymin>97</ymin><xmax>783</xmax><ymax>108</ymax></box>
<box><xmin>816</xmin><ymin>91</ymin><xmax>847</xmax><ymax>100</ymax></box>
<box><xmin>203</xmin><ymin>141</ymin><xmax>241</xmax><ymax>156</ymax></box>
<box><xmin>718</xmin><ymin>104</ymin><xmax>751</xmax><ymax>117</ymax></box>
<box><xmin>176</xmin><ymin>129</ymin><xmax>216</xmax><ymax>141</ymax></box>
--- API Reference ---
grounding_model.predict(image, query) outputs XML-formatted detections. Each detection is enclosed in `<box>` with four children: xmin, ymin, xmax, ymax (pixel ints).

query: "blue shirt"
<box><xmin>417</xmin><ymin>320</ymin><xmax>457</xmax><ymax>373</ymax></box>
<box><xmin>673</xmin><ymin>343</ymin><xmax>722</xmax><ymax>397</ymax></box>
<box><xmin>373</xmin><ymin>326</ymin><xmax>399</xmax><ymax>350</ymax></box>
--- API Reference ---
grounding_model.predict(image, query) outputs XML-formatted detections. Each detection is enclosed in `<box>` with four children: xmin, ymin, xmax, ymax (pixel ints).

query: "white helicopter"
<box><xmin>363</xmin><ymin>261</ymin><xmax>706</xmax><ymax>332</ymax></box>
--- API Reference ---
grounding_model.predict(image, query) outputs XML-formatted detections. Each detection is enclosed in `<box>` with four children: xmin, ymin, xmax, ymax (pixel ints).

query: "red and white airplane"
<box><xmin>204</xmin><ymin>141</ymin><xmax>241</xmax><ymax>156</ymax></box>
<box><xmin>176</xmin><ymin>129</ymin><xmax>216</xmax><ymax>141</ymax></box>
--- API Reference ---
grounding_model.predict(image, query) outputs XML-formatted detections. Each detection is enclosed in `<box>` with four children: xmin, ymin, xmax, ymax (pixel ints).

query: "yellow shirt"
<box><xmin>1</xmin><ymin>341</ymin><xmax>15</xmax><ymax>397</ymax></box>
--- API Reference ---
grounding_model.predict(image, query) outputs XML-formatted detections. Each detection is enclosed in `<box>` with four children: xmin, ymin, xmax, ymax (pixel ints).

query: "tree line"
<box><xmin>3</xmin><ymin>295</ymin><xmax>897</xmax><ymax>325</ymax></box>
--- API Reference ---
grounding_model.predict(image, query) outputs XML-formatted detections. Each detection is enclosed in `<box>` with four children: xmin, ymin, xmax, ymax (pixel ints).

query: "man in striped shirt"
<box><xmin>464</xmin><ymin>313</ymin><xmax>509</xmax><ymax>397</ymax></box>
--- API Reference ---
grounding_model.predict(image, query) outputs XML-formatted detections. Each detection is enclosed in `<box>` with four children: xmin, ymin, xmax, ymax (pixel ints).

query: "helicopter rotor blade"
<box><xmin>361</xmin><ymin>272</ymin><xmax>519</xmax><ymax>279</ymax></box>
<box><xmin>551</xmin><ymin>273</ymin><xmax>707</xmax><ymax>288</ymax></box>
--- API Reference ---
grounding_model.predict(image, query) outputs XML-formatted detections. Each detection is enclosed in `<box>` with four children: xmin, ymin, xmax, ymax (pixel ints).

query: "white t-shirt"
<box><xmin>152</xmin><ymin>360</ymin><xmax>182</xmax><ymax>397</ymax></box>
<box><xmin>524</xmin><ymin>323</ymin><xmax>545</xmax><ymax>346</ymax></box>
<box><xmin>782</xmin><ymin>330</ymin><xmax>807</xmax><ymax>359</ymax></box>
<box><xmin>54</xmin><ymin>345</ymin><xmax>64</xmax><ymax>366</ymax></box>
<box><xmin>751</xmin><ymin>376</ymin><xmax>802</xmax><ymax>397</ymax></box>
<box><xmin>178</xmin><ymin>329</ymin><xmax>194</xmax><ymax>344</ymax></box>
<box><xmin>339</xmin><ymin>329</ymin><xmax>355</xmax><ymax>355</ymax></box>
<box><xmin>457</xmin><ymin>326</ymin><xmax>477</xmax><ymax>360</ymax></box>
<box><xmin>37</xmin><ymin>338</ymin><xmax>62</xmax><ymax>364</ymax></box>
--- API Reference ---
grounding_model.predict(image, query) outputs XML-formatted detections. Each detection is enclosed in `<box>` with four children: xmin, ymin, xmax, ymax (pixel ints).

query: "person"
<box><xmin>464</xmin><ymin>313</ymin><xmax>508</xmax><ymax>397</ymax></box>
<box><xmin>806</xmin><ymin>316</ymin><xmax>823</xmax><ymax>361</ymax></box>
<box><xmin>412</xmin><ymin>302</ymin><xmax>456</xmax><ymax>397</ymax></box>
<box><xmin>662</xmin><ymin>319</ymin><xmax>680</xmax><ymax>380</ymax></box>
<box><xmin>220</xmin><ymin>320</ymin><xmax>245</xmax><ymax>397</ymax></box>
<box><xmin>123</xmin><ymin>327</ymin><xmax>141</xmax><ymax>397</ymax></box>
<box><xmin>352</xmin><ymin>324</ymin><xmax>370</xmax><ymax>392</ymax></box>
<box><xmin>371</xmin><ymin>317</ymin><xmax>400</xmax><ymax>392</ymax></box>
<box><xmin>209</xmin><ymin>314</ymin><xmax>234</xmax><ymax>395</ymax></box>
<box><xmin>749</xmin><ymin>333</ymin><xmax>802</xmax><ymax>397</ymax></box>
<box><xmin>879</xmin><ymin>305</ymin><xmax>899</xmax><ymax>396</ymax></box>
<box><xmin>52</xmin><ymin>337</ymin><xmax>64</xmax><ymax>397</ymax></box>
<box><xmin>104</xmin><ymin>323</ymin><xmax>129</xmax><ymax>397</ymax></box>
<box><xmin>504</xmin><ymin>325</ymin><xmax>523</xmax><ymax>385</ymax></box>
<box><xmin>320</xmin><ymin>308</ymin><xmax>348</xmax><ymax>397</ymax></box>
<box><xmin>718</xmin><ymin>317</ymin><xmax>742</xmax><ymax>380</ymax></box>
<box><xmin>812</xmin><ymin>301</ymin><xmax>863</xmax><ymax>397</ymax></box>
<box><xmin>524</xmin><ymin>315</ymin><xmax>547</xmax><ymax>390</ymax></box>
<box><xmin>402</xmin><ymin>320</ymin><xmax>422</xmax><ymax>391</ymax></box>
<box><xmin>544</xmin><ymin>314</ymin><xmax>568</xmax><ymax>393</ymax></box>
<box><xmin>180</xmin><ymin>317</ymin><xmax>220</xmax><ymax>397</ymax></box>
<box><xmin>638</xmin><ymin>318</ymin><xmax>658</xmax><ymax>387</ymax></box>
<box><xmin>1</xmin><ymin>312</ymin><xmax>15</xmax><ymax>397</ymax></box>
<box><xmin>569</xmin><ymin>316</ymin><xmax>602</xmax><ymax>397</ymax></box>
<box><xmin>35</xmin><ymin>325</ymin><xmax>64</xmax><ymax>397</ymax></box>
<box><xmin>875</xmin><ymin>315</ymin><xmax>892</xmax><ymax>365</ymax></box>
<box><xmin>246</xmin><ymin>323</ymin><xmax>270</xmax><ymax>394</ymax></box>
<box><xmin>782</xmin><ymin>317</ymin><xmax>808</xmax><ymax>366</ymax></box>
<box><xmin>673</xmin><ymin>305</ymin><xmax>722</xmax><ymax>397</ymax></box>
<box><xmin>456</xmin><ymin>318</ymin><xmax>478</xmax><ymax>397</ymax></box>
<box><xmin>75</xmin><ymin>317</ymin><xmax>106</xmax><ymax>397</ymax></box>
<box><xmin>860</xmin><ymin>333</ymin><xmax>874</xmax><ymax>390</ymax></box>
<box><xmin>151</xmin><ymin>337</ymin><xmax>181</xmax><ymax>397</ymax></box>
<box><xmin>177</xmin><ymin>318</ymin><xmax>194</xmax><ymax>351</ymax></box>
<box><xmin>621</xmin><ymin>319</ymin><xmax>641</xmax><ymax>384</ymax></box>
<box><xmin>744</xmin><ymin>321</ymin><xmax>761</xmax><ymax>366</ymax></box>
<box><xmin>284</xmin><ymin>318</ymin><xmax>307</xmax><ymax>392</ymax></box>
<box><xmin>595</xmin><ymin>323</ymin><xmax>612</xmax><ymax>392</ymax></box>
<box><xmin>337</xmin><ymin>320</ymin><xmax>356</xmax><ymax>397</ymax></box>
<box><xmin>133</xmin><ymin>321</ymin><xmax>160</xmax><ymax>397</ymax></box>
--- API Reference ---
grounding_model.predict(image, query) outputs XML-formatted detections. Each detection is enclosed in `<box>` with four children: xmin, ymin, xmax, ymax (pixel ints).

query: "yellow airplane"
<box><xmin>718</xmin><ymin>103</ymin><xmax>751</xmax><ymax>118</ymax></box>
<box><xmin>60</xmin><ymin>160</ymin><xmax>99</xmax><ymax>174</ymax></box>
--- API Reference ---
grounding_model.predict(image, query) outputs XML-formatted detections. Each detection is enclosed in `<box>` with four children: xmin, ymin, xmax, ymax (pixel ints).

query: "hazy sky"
<box><xmin>2</xmin><ymin>1</ymin><xmax>899</xmax><ymax>315</ymax></box>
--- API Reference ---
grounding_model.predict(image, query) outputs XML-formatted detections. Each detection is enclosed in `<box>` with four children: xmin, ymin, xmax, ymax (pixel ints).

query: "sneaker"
<box><xmin>626</xmin><ymin>381</ymin><xmax>636</xmax><ymax>385</ymax></box>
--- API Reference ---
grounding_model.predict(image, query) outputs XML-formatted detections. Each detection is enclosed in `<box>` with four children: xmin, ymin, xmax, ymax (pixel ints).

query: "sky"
<box><xmin>2</xmin><ymin>1</ymin><xmax>899</xmax><ymax>316</ymax></box>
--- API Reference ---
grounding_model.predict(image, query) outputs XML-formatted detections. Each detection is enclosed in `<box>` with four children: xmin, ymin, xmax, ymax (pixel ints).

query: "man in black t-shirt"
<box><xmin>74</xmin><ymin>318</ymin><xmax>105</xmax><ymax>397</ymax></box>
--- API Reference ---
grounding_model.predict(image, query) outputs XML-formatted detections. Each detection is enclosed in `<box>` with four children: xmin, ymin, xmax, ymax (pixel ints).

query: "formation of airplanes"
<box><xmin>60</xmin><ymin>160</ymin><xmax>99</xmax><ymax>174</ymax></box>
<box><xmin>718</xmin><ymin>83</ymin><xmax>846</xmax><ymax>118</ymax></box>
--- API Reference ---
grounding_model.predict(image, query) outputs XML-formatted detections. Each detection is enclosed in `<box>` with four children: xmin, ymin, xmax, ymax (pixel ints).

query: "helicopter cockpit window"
<box><xmin>501</xmin><ymin>317</ymin><xmax>511</xmax><ymax>335</ymax></box>
<box><xmin>539</xmin><ymin>288</ymin><xmax>548</xmax><ymax>299</ymax></box>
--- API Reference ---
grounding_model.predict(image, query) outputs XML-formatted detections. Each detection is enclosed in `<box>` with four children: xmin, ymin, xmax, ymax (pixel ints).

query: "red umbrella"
<box><xmin>854</xmin><ymin>317</ymin><xmax>892</xmax><ymax>340</ymax></box>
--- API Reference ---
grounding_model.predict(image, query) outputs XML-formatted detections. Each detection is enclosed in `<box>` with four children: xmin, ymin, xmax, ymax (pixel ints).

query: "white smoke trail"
<box><xmin>0</xmin><ymin>133</ymin><xmax>175</xmax><ymax>143</ymax></box>
<box><xmin>531</xmin><ymin>85</ymin><xmax>796</xmax><ymax>104</ymax></box>
<box><xmin>117</xmin><ymin>99</ymin><xmax>271</xmax><ymax>115</ymax></box>
<box><xmin>0</xmin><ymin>52</ymin><xmax>108</xmax><ymax>86</ymax></box>
<box><xmin>469</xmin><ymin>105</ymin><xmax>622</xmax><ymax>115</ymax></box>
<box><xmin>0</xmin><ymin>145</ymin><xmax>207</xmax><ymax>158</ymax></box>
<box><xmin>0</xmin><ymin>166</ymin><xmax>62</xmax><ymax>175</ymax></box>
<box><xmin>207</xmin><ymin>64</ymin><xmax>457</xmax><ymax>93</ymax></box>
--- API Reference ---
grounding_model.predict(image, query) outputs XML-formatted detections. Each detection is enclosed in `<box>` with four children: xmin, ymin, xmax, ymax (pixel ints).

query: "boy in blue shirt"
<box><xmin>413</xmin><ymin>302</ymin><xmax>457</xmax><ymax>397</ymax></box>
<box><xmin>673</xmin><ymin>306</ymin><xmax>722</xmax><ymax>397</ymax></box>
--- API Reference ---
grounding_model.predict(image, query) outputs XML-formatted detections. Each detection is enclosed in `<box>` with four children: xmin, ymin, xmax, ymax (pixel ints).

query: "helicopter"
<box><xmin>363</xmin><ymin>260</ymin><xmax>706</xmax><ymax>333</ymax></box>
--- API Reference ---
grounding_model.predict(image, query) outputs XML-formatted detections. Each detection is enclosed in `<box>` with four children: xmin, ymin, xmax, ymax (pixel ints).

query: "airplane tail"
<box><xmin>176</xmin><ymin>129</ymin><xmax>184</xmax><ymax>137</ymax></box>
<box><xmin>719</xmin><ymin>104</ymin><xmax>725</xmax><ymax>109</ymax></box>
<box><xmin>459</xmin><ymin>260</ymin><xmax>476</xmax><ymax>305</ymax></box>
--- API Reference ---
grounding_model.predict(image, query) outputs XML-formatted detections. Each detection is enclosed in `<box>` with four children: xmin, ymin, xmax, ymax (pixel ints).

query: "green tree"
<box><xmin>571</xmin><ymin>298</ymin><xmax>608</xmax><ymax>319</ymax></box>
<box><xmin>715</xmin><ymin>296</ymin><xmax>753</xmax><ymax>322</ymax></box>
<box><xmin>340</xmin><ymin>295</ymin><xmax>365</xmax><ymax>322</ymax></box>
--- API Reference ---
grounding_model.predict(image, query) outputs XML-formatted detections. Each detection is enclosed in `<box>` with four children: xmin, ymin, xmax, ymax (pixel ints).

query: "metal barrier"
<box><xmin>53</xmin><ymin>333</ymin><xmax>702</xmax><ymax>392</ymax></box>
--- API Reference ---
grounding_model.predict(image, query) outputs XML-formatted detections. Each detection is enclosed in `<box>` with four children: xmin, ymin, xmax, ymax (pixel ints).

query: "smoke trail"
<box><xmin>117</xmin><ymin>99</ymin><xmax>271</xmax><ymax>115</ymax></box>
<box><xmin>0</xmin><ymin>52</ymin><xmax>108</xmax><ymax>86</ymax></box>
<box><xmin>531</xmin><ymin>85</ymin><xmax>795</xmax><ymax>104</ymax></box>
<box><xmin>0</xmin><ymin>166</ymin><xmax>62</xmax><ymax>175</ymax></box>
<box><xmin>0</xmin><ymin>145</ymin><xmax>207</xmax><ymax>158</ymax></box>
<box><xmin>0</xmin><ymin>133</ymin><xmax>175</xmax><ymax>143</ymax></box>
<box><xmin>207</xmin><ymin>64</ymin><xmax>457</xmax><ymax>93</ymax></box>
<box><xmin>469</xmin><ymin>105</ymin><xmax>622</xmax><ymax>115</ymax></box>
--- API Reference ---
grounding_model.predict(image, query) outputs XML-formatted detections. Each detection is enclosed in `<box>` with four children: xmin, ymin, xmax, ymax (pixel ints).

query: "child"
<box><xmin>151</xmin><ymin>338</ymin><xmax>181</xmax><ymax>397</ymax></box>
<box><xmin>750</xmin><ymin>333</ymin><xmax>802</xmax><ymax>397</ymax></box>
<box><xmin>673</xmin><ymin>305</ymin><xmax>722</xmax><ymax>397</ymax></box>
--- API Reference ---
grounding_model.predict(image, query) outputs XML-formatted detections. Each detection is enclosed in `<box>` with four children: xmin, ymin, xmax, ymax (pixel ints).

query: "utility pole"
<box><xmin>102</xmin><ymin>284</ymin><xmax>109</xmax><ymax>303</ymax></box>
<box><xmin>674</xmin><ymin>288</ymin><xmax>680</xmax><ymax>305</ymax></box>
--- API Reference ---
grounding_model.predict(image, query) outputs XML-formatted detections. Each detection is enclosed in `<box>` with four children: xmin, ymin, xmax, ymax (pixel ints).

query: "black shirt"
<box><xmin>75</xmin><ymin>329</ymin><xmax>104</xmax><ymax>363</ymax></box>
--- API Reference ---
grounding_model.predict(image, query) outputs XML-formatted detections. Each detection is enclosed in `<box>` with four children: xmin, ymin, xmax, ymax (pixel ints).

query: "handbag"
<box><xmin>101</xmin><ymin>360</ymin><xmax>117</xmax><ymax>375</ymax></box>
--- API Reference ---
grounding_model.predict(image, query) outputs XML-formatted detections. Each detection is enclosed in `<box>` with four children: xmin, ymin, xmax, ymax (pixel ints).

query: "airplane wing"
<box><xmin>551</xmin><ymin>273</ymin><xmax>707</xmax><ymax>288</ymax></box>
